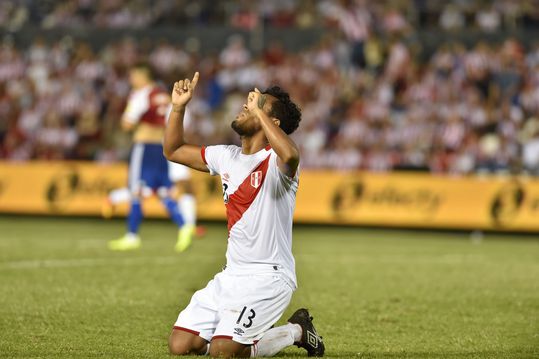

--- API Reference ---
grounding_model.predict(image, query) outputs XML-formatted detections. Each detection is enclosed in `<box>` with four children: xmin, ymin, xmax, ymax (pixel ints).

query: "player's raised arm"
<box><xmin>248</xmin><ymin>88</ymin><xmax>300</xmax><ymax>177</ymax></box>
<box><xmin>163</xmin><ymin>72</ymin><xmax>208</xmax><ymax>173</ymax></box>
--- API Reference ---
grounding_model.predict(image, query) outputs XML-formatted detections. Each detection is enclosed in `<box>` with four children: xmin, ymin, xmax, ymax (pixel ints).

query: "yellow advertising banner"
<box><xmin>0</xmin><ymin>161</ymin><xmax>538</xmax><ymax>231</ymax></box>
<box><xmin>0</xmin><ymin>161</ymin><xmax>227</xmax><ymax>220</ymax></box>
<box><xmin>296</xmin><ymin>171</ymin><xmax>539</xmax><ymax>232</ymax></box>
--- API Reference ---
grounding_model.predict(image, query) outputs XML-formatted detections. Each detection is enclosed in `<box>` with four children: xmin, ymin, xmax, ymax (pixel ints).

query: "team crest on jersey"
<box><xmin>250</xmin><ymin>171</ymin><xmax>263</xmax><ymax>188</ymax></box>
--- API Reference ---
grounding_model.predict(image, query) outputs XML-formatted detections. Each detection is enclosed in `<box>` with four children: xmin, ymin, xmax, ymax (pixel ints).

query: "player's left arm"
<box><xmin>121</xmin><ymin>92</ymin><xmax>150</xmax><ymax>131</ymax></box>
<box><xmin>249</xmin><ymin>89</ymin><xmax>299</xmax><ymax>177</ymax></box>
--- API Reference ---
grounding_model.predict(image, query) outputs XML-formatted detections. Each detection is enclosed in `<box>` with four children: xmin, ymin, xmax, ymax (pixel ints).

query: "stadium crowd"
<box><xmin>1</xmin><ymin>0</ymin><xmax>538</xmax><ymax>31</ymax></box>
<box><xmin>1</xmin><ymin>0</ymin><xmax>539</xmax><ymax>174</ymax></box>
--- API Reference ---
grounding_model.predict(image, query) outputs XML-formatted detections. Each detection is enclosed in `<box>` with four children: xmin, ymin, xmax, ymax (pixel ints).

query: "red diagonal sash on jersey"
<box><xmin>225</xmin><ymin>155</ymin><xmax>271</xmax><ymax>233</ymax></box>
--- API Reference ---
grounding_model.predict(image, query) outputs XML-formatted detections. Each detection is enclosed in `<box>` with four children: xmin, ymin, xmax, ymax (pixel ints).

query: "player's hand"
<box><xmin>247</xmin><ymin>88</ymin><xmax>266</xmax><ymax>113</ymax></box>
<box><xmin>171</xmin><ymin>72</ymin><xmax>199</xmax><ymax>108</ymax></box>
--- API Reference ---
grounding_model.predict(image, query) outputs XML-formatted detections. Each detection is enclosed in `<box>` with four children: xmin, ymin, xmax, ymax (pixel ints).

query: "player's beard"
<box><xmin>231</xmin><ymin>120</ymin><xmax>258</xmax><ymax>137</ymax></box>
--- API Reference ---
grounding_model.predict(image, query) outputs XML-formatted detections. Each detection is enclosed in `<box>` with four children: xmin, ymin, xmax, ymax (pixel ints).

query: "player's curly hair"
<box><xmin>263</xmin><ymin>86</ymin><xmax>302</xmax><ymax>135</ymax></box>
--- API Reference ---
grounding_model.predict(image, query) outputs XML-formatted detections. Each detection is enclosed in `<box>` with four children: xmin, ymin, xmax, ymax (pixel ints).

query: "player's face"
<box><xmin>129</xmin><ymin>69</ymin><xmax>150</xmax><ymax>89</ymax></box>
<box><xmin>231</xmin><ymin>94</ymin><xmax>270</xmax><ymax>136</ymax></box>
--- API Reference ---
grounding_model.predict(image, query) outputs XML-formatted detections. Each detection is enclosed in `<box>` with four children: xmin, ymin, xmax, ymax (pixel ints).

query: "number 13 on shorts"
<box><xmin>236</xmin><ymin>306</ymin><xmax>256</xmax><ymax>329</ymax></box>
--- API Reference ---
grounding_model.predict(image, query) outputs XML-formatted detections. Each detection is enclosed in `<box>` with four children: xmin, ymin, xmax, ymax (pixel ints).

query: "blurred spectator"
<box><xmin>219</xmin><ymin>35</ymin><xmax>251</xmax><ymax>69</ymax></box>
<box><xmin>476</xmin><ymin>4</ymin><xmax>502</xmax><ymax>32</ymax></box>
<box><xmin>439</xmin><ymin>4</ymin><xmax>465</xmax><ymax>31</ymax></box>
<box><xmin>522</xmin><ymin>118</ymin><xmax>539</xmax><ymax>173</ymax></box>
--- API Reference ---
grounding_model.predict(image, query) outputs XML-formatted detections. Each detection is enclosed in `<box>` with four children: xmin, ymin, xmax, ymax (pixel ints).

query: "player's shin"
<box><xmin>162</xmin><ymin>196</ymin><xmax>194</xmax><ymax>252</ymax></box>
<box><xmin>178</xmin><ymin>194</ymin><xmax>196</xmax><ymax>226</ymax></box>
<box><xmin>162</xmin><ymin>197</ymin><xmax>185</xmax><ymax>228</ymax></box>
<box><xmin>250</xmin><ymin>323</ymin><xmax>301</xmax><ymax>357</ymax></box>
<box><xmin>127</xmin><ymin>200</ymin><xmax>143</xmax><ymax>234</ymax></box>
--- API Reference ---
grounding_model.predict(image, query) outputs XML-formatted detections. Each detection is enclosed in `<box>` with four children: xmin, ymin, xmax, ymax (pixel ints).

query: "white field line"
<box><xmin>0</xmin><ymin>253</ymin><xmax>484</xmax><ymax>271</ymax></box>
<box><xmin>0</xmin><ymin>256</ymin><xmax>183</xmax><ymax>270</ymax></box>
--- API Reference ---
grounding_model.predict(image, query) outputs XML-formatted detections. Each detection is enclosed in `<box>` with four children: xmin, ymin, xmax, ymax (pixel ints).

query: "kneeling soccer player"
<box><xmin>163</xmin><ymin>72</ymin><xmax>325</xmax><ymax>357</ymax></box>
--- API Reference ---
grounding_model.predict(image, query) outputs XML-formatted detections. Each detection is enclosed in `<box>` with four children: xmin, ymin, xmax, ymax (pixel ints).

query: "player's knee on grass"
<box><xmin>209</xmin><ymin>338</ymin><xmax>250</xmax><ymax>358</ymax></box>
<box><xmin>169</xmin><ymin>329</ymin><xmax>207</xmax><ymax>355</ymax></box>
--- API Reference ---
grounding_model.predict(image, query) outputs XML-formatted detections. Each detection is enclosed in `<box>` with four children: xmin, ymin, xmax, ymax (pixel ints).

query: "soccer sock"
<box><xmin>251</xmin><ymin>323</ymin><xmax>301</xmax><ymax>357</ymax></box>
<box><xmin>178</xmin><ymin>194</ymin><xmax>196</xmax><ymax>226</ymax></box>
<box><xmin>127</xmin><ymin>200</ymin><xmax>143</xmax><ymax>234</ymax></box>
<box><xmin>162</xmin><ymin>197</ymin><xmax>185</xmax><ymax>228</ymax></box>
<box><xmin>108</xmin><ymin>187</ymin><xmax>131</xmax><ymax>205</ymax></box>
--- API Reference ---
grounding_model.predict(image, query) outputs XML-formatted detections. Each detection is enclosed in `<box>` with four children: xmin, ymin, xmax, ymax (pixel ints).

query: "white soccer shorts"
<box><xmin>168</xmin><ymin>161</ymin><xmax>191</xmax><ymax>182</ymax></box>
<box><xmin>173</xmin><ymin>268</ymin><xmax>294</xmax><ymax>345</ymax></box>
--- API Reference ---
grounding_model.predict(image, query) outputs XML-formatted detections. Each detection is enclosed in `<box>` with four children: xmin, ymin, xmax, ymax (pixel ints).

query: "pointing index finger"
<box><xmin>190</xmin><ymin>72</ymin><xmax>200</xmax><ymax>90</ymax></box>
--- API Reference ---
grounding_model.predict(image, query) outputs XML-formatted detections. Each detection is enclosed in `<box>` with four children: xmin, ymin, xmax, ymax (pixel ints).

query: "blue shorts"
<box><xmin>128</xmin><ymin>143</ymin><xmax>172</xmax><ymax>192</ymax></box>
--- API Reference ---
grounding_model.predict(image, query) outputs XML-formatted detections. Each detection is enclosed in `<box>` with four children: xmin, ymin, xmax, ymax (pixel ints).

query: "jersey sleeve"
<box><xmin>201</xmin><ymin>145</ymin><xmax>230</xmax><ymax>176</ymax></box>
<box><xmin>270</xmin><ymin>152</ymin><xmax>299</xmax><ymax>192</ymax></box>
<box><xmin>123</xmin><ymin>90</ymin><xmax>150</xmax><ymax>124</ymax></box>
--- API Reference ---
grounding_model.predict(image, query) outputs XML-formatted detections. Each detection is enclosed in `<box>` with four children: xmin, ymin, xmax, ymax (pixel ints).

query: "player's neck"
<box><xmin>240</xmin><ymin>134</ymin><xmax>269</xmax><ymax>155</ymax></box>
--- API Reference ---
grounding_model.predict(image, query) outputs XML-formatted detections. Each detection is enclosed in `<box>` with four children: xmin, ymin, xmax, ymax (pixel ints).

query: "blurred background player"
<box><xmin>102</xmin><ymin>160</ymin><xmax>200</xmax><ymax>238</ymax></box>
<box><xmin>108</xmin><ymin>62</ymin><xmax>193</xmax><ymax>252</ymax></box>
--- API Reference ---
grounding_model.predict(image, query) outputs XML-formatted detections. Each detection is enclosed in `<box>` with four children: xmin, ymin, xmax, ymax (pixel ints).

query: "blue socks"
<box><xmin>162</xmin><ymin>197</ymin><xmax>185</xmax><ymax>228</ymax></box>
<box><xmin>126</xmin><ymin>197</ymin><xmax>184</xmax><ymax>235</ymax></box>
<box><xmin>127</xmin><ymin>200</ymin><xmax>143</xmax><ymax>234</ymax></box>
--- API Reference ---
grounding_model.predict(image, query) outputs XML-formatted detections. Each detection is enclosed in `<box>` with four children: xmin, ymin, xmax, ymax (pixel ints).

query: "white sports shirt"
<box><xmin>202</xmin><ymin>144</ymin><xmax>299</xmax><ymax>288</ymax></box>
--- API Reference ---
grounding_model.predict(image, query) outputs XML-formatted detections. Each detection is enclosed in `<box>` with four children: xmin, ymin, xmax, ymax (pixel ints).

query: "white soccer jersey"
<box><xmin>123</xmin><ymin>85</ymin><xmax>172</xmax><ymax>125</ymax></box>
<box><xmin>123</xmin><ymin>86</ymin><xmax>152</xmax><ymax>124</ymax></box>
<box><xmin>202</xmin><ymin>144</ymin><xmax>299</xmax><ymax>288</ymax></box>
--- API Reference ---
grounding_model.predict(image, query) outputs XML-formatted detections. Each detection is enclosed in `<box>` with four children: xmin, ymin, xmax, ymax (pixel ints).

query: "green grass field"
<box><xmin>0</xmin><ymin>216</ymin><xmax>537</xmax><ymax>358</ymax></box>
